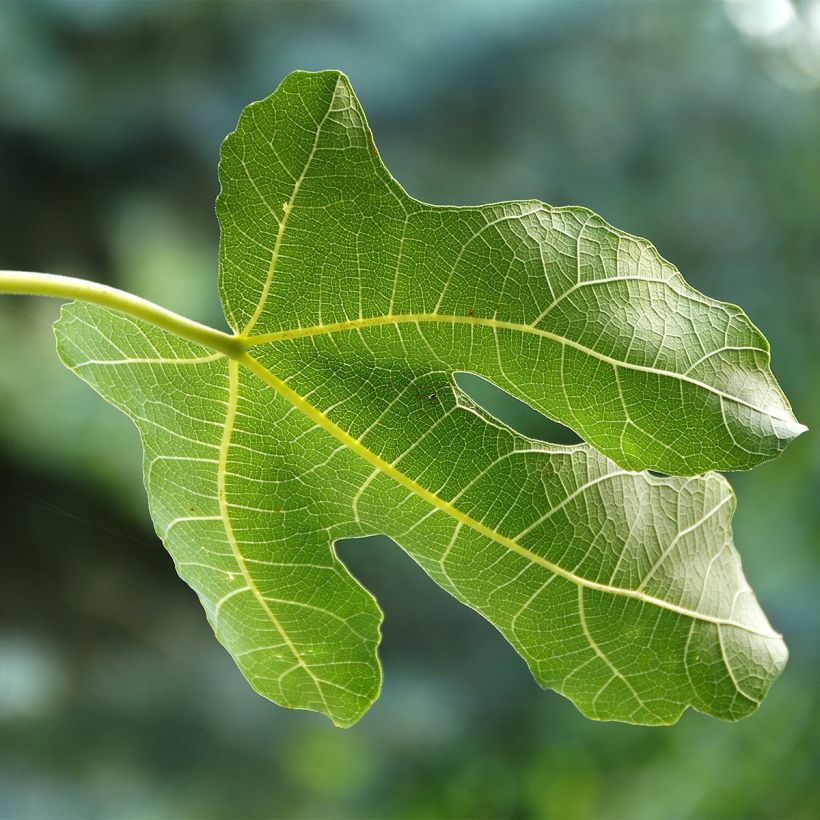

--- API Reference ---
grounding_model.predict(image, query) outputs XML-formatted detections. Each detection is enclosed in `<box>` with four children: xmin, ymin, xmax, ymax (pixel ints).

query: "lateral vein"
<box><xmin>238</xmin><ymin>351</ymin><xmax>781</xmax><ymax>641</ymax></box>
<box><xmin>243</xmin><ymin>313</ymin><xmax>792</xmax><ymax>423</ymax></box>
<box><xmin>217</xmin><ymin>359</ymin><xmax>331</xmax><ymax>711</ymax></box>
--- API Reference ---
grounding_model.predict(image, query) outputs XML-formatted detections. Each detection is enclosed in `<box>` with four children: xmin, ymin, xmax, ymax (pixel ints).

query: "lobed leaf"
<box><xmin>54</xmin><ymin>70</ymin><xmax>800</xmax><ymax>726</ymax></box>
<box><xmin>217</xmin><ymin>71</ymin><xmax>803</xmax><ymax>476</ymax></box>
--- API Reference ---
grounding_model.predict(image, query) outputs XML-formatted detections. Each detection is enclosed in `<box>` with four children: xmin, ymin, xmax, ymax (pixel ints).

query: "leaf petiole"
<box><xmin>0</xmin><ymin>270</ymin><xmax>242</xmax><ymax>359</ymax></box>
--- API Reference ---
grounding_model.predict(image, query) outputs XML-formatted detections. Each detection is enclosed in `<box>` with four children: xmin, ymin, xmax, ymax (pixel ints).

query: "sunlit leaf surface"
<box><xmin>55</xmin><ymin>70</ymin><xmax>799</xmax><ymax>726</ymax></box>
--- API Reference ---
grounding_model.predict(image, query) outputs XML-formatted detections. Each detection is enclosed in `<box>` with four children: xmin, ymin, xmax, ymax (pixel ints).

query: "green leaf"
<box><xmin>54</xmin><ymin>70</ymin><xmax>799</xmax><ymax>726</ymax></box>
<box><xmin>217</xmin><ymin>71</ymin><xmax>803</xmax><ymax>476</ymax></box>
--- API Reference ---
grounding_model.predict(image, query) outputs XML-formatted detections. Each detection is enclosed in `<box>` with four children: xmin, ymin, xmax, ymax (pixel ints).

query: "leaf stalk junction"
<box><xmin>0</xmin><ymin>271</ymin><xmax>244</xmax><ymax>358</ymax></box>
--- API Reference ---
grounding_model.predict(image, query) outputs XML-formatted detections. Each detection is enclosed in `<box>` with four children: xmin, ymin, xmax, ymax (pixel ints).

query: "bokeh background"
<box><xmin>0</xmin><ymin>1</ymin><xmax>818</xmax><ymax>818</ymax></box>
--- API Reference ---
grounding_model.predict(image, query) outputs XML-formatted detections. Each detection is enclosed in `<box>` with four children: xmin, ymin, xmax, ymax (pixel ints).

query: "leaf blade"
<box><xmin>52</xmin><ymin>69</ymin><xmax>797</xmax><ymax>726</ymax></box>
<box><xmin>217</xmin><ymin>70</ymin><xmax>803</xmax><ymax>475</ymax></box>
<box><xmin>56</xmin><ymin>301</ymin><xmax>787</xmax><ymax>725</ymax></box>
<box><xmin>55</xmin><ymin>304</ymin><xmax>383</xmax><ymax>727</ymax></box>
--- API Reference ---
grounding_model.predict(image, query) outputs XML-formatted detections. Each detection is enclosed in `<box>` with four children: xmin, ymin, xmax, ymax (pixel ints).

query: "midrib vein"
<box><xmin>238</xmin><ymin>351</ymin><xmax>780</xmax><ymax>641</ymax></box>
<box><xmin>243</xmin><ymin>313</ymin><xmax>792</xmax><ymax>423</ymax></box>
<box><xmin>218</xmin><ymin>359</ymin><xmax>331</xmax><ymax>711</ymax></box>
<box><xmin>240</xmin><ymin>80</ymin><xmax>340</xmax><ymax>337</ymax></box>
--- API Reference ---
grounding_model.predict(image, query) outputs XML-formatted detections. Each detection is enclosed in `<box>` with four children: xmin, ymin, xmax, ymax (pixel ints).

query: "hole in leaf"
<box><xmin>453</xmin><ymin>373</ymin><xmax>582</xmax><ymax>445</ymax></box>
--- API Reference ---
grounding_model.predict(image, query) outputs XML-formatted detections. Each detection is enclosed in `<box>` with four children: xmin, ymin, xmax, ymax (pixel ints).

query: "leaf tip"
<box><xmin>792</xmin><ymin>420</ymin><xmax>809</xmax><ymax>436</ymax></box>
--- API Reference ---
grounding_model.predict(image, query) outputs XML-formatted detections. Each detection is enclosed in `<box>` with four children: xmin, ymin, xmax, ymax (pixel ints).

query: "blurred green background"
<box><xmin>0</xmin><ymin>1</ymin><xmax>818</xmax><ymax>818</ymax></box>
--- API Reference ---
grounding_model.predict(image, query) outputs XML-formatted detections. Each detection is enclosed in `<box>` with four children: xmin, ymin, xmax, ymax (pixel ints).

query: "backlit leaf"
<box><xmin>54</xmin><ymin>70</ymin><xmax>800</xmax><ymax>726</ymax></box>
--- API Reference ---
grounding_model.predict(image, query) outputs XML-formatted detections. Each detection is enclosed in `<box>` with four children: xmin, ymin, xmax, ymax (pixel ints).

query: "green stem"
<box><xmin>0</xmin><ymin>271</ymin><xmax>243</xmax><ymax>358</ymax></box>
